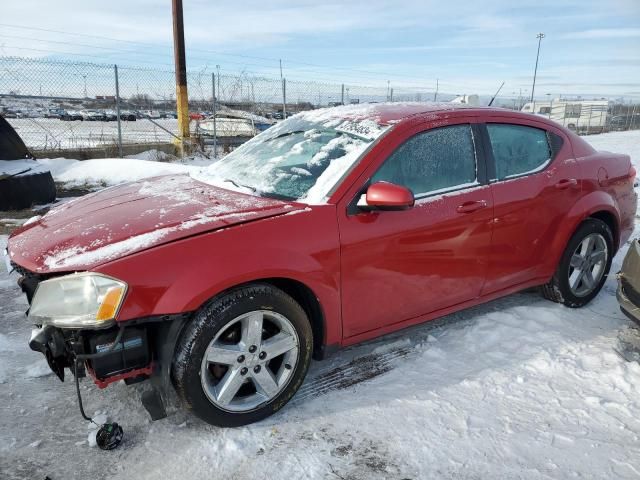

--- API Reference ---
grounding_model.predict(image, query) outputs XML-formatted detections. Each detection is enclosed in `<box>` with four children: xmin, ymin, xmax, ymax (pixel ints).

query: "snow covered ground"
<box><xmin>1</xmin><ymin>130</ymin><xmax>640</xmax><ymax>479</ymax></box>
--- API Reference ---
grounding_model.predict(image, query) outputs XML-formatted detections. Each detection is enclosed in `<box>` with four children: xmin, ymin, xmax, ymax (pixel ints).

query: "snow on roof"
<box><xmin>294</xmin><ymin>101</ymin><xmax>476</xmax><ymax>125</ymax></box>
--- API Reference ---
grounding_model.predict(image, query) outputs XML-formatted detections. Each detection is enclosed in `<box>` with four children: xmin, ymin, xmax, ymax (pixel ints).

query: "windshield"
<box><xmin>193</xmin><ymin>112</ymin><xmax>388</xmax><ymax>203</ymax></box>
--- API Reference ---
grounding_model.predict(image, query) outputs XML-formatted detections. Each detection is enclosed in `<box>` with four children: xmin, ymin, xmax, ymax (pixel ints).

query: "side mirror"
<box><xmin>358</xmin><ymin>181</ymin><xmax>415</xmax><ymax>211</ymax></box>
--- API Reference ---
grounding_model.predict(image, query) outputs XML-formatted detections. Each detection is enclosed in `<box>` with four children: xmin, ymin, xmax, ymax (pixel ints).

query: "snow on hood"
<box><xmin>8</xmin><ymin>175</ymin><xmax>304</xmax><ymax>273</ymax></box>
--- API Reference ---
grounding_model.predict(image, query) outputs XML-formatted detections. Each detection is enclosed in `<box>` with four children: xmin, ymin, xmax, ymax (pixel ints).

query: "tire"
<box><xmin>172</xmin><ymin>283</ymin><xmax>313</xmax><ymax>427</ymax></box>
<box><xmin>0</xmin><ymin>171</ymin><xmax>56</xmax><ymax>210</ymax></box>
<box><xmin>542</xmin><ymin>218</ymin><xmax>613</xmax><ymax>308</ymax></box>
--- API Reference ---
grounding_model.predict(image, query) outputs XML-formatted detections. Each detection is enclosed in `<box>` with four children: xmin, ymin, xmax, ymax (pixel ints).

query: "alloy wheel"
<box><xmin>568</xmin><ymin>233</ymin><xmax>608</xmax><ymax>297</ymax></box>
<box><xmin>200</xmin><ymin>310</ymin><xmax>299</xmax><ymax>412</ymax></box>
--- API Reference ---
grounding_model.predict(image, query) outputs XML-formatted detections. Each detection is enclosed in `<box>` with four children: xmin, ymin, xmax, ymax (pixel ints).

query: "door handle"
<box><xmin>555</xmin><ymin>178</ymin><xmax>577</xmax><ymax>189</ymax></box>
<box><xmin>456</xmin><ymin>200</ymin><xmax>487</xmax><ymax>214</ymax></box>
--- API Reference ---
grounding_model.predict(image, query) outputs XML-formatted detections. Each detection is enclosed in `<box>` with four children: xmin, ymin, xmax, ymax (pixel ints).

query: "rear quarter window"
<box><xmin>487</xmin><ymin>123</ymin><xmax>552</xmax><ymax>180</ymax></box>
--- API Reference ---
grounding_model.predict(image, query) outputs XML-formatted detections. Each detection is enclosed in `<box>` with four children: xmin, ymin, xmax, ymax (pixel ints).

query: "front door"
<box><xmin>338</xmin><ymin>121</ymin><xmax>494</xmax><ymax>338</ymax></box>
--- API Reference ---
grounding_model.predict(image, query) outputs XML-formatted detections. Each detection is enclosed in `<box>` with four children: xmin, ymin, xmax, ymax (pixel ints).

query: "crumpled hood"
<box><xmin>8</xmin><ymin>174</ymin><xmax>303</xmax><ymax>273</ymax></box>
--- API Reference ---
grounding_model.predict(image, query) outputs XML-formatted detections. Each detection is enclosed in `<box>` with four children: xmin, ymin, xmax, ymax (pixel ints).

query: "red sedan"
<box><xmin>5</xmin><ymin>103</ymin><xmax>637</xmax><ymax>427</ymax></box>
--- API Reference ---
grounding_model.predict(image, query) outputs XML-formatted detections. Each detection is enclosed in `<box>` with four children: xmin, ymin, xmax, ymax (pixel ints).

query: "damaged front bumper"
<box><xmin>617</xmin><ymin>239</ymin><xmax>640</xmax><ymax>326</ymax></box>
<box><xmin>10</xmin><ymin>256</ymin><xmax>189</xmax><ymax>419</ymax></box>
<box><xmin>29</xmin><ymin>325</ymin><xmax>69</xmax><ymax>381</ymax></box>
<box><xmin>28</xmin><ymin>323</ymin><xmax>153</xmax><ymax>388</ymax></box>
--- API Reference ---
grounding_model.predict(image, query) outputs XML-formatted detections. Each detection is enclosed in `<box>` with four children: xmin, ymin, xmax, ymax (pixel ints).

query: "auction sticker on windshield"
<box><xmin>334</xmin><ymin>120</ymin><xmax>386</xmax><ymax>141</ymax></box>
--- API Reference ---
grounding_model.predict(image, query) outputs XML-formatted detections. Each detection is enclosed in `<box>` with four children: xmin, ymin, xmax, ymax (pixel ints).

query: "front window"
<box><xmin>371</xmin><ymin>124</ymin><xmax>477</xmax><ymax>197</ymax></box>
<box><xmin>194</xmin><ymin>113</ymin><xmax>388</xmax><ymax>203</ymax></box>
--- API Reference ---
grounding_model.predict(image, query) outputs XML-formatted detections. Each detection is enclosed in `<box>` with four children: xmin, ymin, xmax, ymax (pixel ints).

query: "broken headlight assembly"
<box><xmin>28</xmin><ymin>272</ymin><xmax>127</xmax><ymax>329</ymax></box>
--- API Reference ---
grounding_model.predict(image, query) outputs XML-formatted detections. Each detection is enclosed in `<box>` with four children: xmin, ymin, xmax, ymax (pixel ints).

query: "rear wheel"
<box><xmin>542</xmin><ymin>218</ymin><xmax>613</xmax><ymax>307</ymax></box>
<box><xmin>172</xmin><ymin>283</ymin><xmax>313</xmax><ymax>427</ymax></box>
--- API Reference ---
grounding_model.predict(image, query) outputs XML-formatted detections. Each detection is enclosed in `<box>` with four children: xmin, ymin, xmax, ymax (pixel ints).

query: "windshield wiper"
<box><xmin>260</xmin><ymin>191</ymin><xmax>296</xmax><ymax>201</ymax></box>
<box><xmin>224</xmin><ymin>178</ymin><xmax>295</xmax><ymax>201</ymax></box>
<box><xmin>224</xmin><ymin>178</ymin><xmax>256</xmax><ymax>192</ymax></box>
<box><xmin>269</xmin><ymin>130</ymin><xmax>305</xmax><ymax>141</ymax></box>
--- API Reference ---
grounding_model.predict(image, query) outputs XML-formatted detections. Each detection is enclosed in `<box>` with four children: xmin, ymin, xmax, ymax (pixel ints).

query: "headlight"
<box><xmin>28</xmin><ymin>273</ymin><xmax>127</xmax><ymax>329</ymax></box>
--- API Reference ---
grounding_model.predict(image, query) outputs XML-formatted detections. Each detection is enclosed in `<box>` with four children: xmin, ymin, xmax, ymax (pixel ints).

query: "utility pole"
<box><xmin>216</xmin><ymin>65</ymin><xmax>221</xmax><ymax>102</ymax></box>
<box><xmin>279</xmin><ymin>59</ymin><xmax>286</xmax><ymax>118</ymax></box>
<box><xmin>434</xmin><ymin>79</ymin><xmax>439</xmax><ymax>101</ymax></box>
<box><xmin>172</xmin><ymin>0</ymin><xmax>190</xmax><ymax>153</ymax></box>
<box><xmin>530</xmin><ymin>33</ymin><xmax>545</xmax><ymax>104</ymax></box>
<box><xmin>212</xmin><ymin>72</ymin><xmax>217</xmax><ymax>157</ymax></box>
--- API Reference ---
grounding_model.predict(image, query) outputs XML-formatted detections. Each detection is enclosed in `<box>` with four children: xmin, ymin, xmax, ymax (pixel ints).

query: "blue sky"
<box><xmin>1</xmin><ymin>0</ymin><xmax>639</xmax><ymax>99</ymax></box>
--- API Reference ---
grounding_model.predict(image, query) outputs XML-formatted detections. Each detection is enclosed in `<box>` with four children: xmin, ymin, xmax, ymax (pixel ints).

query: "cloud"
<box><xmin>563</xmin><ymin>28</ymin><xmax>640</xmax><ymax>39</ymax></box>
<box><xmin>0</xmin><ymin>0</ymin><xmax>638</xmax><ymax>98</ymax></box>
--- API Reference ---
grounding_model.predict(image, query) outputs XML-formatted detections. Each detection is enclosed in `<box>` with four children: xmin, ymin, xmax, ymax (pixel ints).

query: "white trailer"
<box><xmin>521</xmin><ymin>99</ymin><xmax>609</xmax><ymax>133</ymax></box>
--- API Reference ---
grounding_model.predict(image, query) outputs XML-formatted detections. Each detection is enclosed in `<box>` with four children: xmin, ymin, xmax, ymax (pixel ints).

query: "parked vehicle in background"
<box><xmin>103</xmin><ymin>110</ymin><xmax>118</xmax><ymax>121</ymax></box>
<box><xmin>139</xmin><ymin>110</ymin><xmax>162</xmax><ymax>119</ymax></box>
<box><xmin>609</xmin><ymin>114</ymin><xmax>640</xmax><ymax>132</ymax></box>
<box><xmin>197</xmin><ymin>116</ymin><xmax>257</xmax><ymax>143</ymax></box>
<box><xmin>197</xmin><ymin>109</ymin><xmax>274</xmax><ymax>143</ymax></box>
<box><xmin>5</xmin><ymin>103</ymin><xmax>636</xmax><ymax>428</ymax></box>
<box><xmin>45</xmin><ymin>108</ymin><xmax>65</xmax><ymax>119</ymax></box>
<box><xmin>59</xmin><ymin>110</ymin><xmax>83</xmax><ymax>121</ymax></box>
<box><xmin>521</xmin><ymin>99</ymin><xmax>609</xmax><ymax>133</ymax></box>
<box><xmin>119</xmin><ymin>110</ymin><xmax>137</xmax><ymax>121</ymax></box>
<box><xmin>451</xmin><ymin>94</ymin><xmax>480</xmax><ymax>106</ymax></box>
<box><xmin>618</xmin><ymin>240</ymin><xmax>640</xmax><ymax>326</ymax></box>
<box><xmin>80</xmin><ymin>110</ymin><xmax>107</xmax><ymax>121</ymax></box>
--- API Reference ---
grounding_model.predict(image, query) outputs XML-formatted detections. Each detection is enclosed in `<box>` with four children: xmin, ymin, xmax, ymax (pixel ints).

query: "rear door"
<box><xmin>480</xmin><ymin>118</ymin><xmax>580</xmax><ymax>294</ymax></box>
<box><xmin>337</xmin><ymin>119</ymin><xmax>494</xmax><ymax>339</ymax></box>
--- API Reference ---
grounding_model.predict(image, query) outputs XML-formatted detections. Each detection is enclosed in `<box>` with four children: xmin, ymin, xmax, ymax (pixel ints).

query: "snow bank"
<box><xmin>39</xmin><ymin>157</ymin><xmax>202</xmax><ymax>188</ymax></box>
<box><xmin>1</xmin><ymin>153</ymin><xmax>210</xmax><ymax>190</ymax></box>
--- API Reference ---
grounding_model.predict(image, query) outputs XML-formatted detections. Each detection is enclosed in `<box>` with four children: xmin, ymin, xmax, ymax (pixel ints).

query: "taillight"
<box><xmin>630</xmin><ymin>165</ymin><xmax>638</xmax><ymax>187</ymax></box>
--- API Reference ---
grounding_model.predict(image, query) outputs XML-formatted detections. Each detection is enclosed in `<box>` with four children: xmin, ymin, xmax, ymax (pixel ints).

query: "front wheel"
<box><xmin>542</xmin><ymin>218</ymin><xmax>613</xmax><ymax>308</ymax></box>
<box><xmin>172</xmin><ymin>284</ymin><xmax>313</xmax><ymax>427</ymax></box>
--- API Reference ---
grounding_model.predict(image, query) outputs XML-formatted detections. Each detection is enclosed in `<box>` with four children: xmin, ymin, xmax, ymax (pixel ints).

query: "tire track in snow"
<box><xmin>293</xmin><ymin>345</ymin><xmax>417</xmax><ymax>403</ymax></box>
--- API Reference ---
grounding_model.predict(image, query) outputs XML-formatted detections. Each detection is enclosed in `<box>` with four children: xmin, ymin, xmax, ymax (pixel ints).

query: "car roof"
<box><xmin>296</xmin><ymin>102</ymin><xmax>527</xmax><ymax>126</ymax></box>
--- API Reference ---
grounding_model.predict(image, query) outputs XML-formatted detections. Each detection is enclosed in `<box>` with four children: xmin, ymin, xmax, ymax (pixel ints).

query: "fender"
<box><xmin>95</xmin><ymin>206</ymin><xmax>343</xmax><ymax>348</ymax></box>
<box><xmin>543</xmin><ymin>190</ymin><xmax>620</xmax><ymax>277</ymax></box>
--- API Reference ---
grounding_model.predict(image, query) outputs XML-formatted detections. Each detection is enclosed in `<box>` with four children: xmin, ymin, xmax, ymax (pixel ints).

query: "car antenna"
<box><xmin>72</xmin><ymin>327</ymin><xmax>125</xmax><ymax>450</ymax></box>
<box><xmin>488</xmin><ymin>81</ymin><xmax>505</xmax><ymax>106</ymax></box>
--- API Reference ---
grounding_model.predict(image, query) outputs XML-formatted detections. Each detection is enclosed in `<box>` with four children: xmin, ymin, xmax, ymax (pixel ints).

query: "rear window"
<box><xmin>487</xmin><ymin>124</ymin><xmax>552</xmax><ymax>180</ymax></box>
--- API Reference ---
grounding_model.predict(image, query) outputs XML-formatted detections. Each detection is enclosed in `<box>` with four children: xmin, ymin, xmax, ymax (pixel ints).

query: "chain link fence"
<box><xmin>1</xmin><ymin>56</ymin><xmax>638</xmax><ymax>158</ymax></box>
